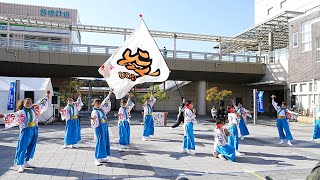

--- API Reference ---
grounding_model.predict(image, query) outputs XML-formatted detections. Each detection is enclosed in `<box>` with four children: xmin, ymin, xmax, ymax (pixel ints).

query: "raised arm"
<box><xmin>101</xmin><ymin>91</ymin><xmax>112</xmax><ymax>114</ymax></box>
<box><xmin>231</xmin><ymin>99</ymin><xmax>238</xmax><ymax>109</ymax></box>
<box><xmin>271</xmin><ymin>99</ymin><xmax>280</xmax><ymax>111</ymax></box>
<box><xmin>33</xmin><ymin>90</ymin><xmax>50</xmax><ymax>117</ymax></box>
<box><xmin>125</xmin><ymin>95</ymin><xmax>135</xmax><ymax>113</ymax></box>
<box><xmin>74</xmin><ymin>94</ymin><xmax>84</xmax><ymax>111</ymax></box>
<box><xmin>149</xmin><ymin>95</ymin><xmax>157</xmax><ymax>108</ymax></box>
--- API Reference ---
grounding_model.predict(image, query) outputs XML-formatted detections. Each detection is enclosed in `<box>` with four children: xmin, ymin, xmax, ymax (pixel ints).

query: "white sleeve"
<box><xmin>91</xmin><ymin>111</ymin><xmax>99</xmax><ymax>129</ymax></box>
<box><xmin>101</xmin><ymin>94</ymin><xmax>111</xmax><ymax>115</ymax></box>
<box><xmin>126</xmin><ymin>98</ymin><xmax>135</xmax><ymax>113</ymax></box>
<box><xmin>149</xmin><ymin>95</ymin><xmax>157</xmax><ymax>108</ymax></box>
<box><xmin>272</xmin><ymin>100</ymin><xmax>280</xmax><ymax>111</ymax></box>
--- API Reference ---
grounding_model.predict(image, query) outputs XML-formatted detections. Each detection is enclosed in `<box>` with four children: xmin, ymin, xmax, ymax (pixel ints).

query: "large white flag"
<box><xmin>98</xmin><ymin>20</ymin><xmax>170</xmax><ymax>99</ymax></box>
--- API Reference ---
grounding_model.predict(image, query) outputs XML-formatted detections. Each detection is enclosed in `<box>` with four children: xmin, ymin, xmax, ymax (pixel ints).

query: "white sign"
<box><xmin>153</xmin><ymin>112</ymin><xmax>165</xmax><ymax>126</ymax></box>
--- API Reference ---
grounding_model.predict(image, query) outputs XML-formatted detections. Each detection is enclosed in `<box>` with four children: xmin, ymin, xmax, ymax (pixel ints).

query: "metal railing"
<box><xmin>0</xmin><ymin>38</ymin><xmax>262</xmax><ymax>63</ymax></box>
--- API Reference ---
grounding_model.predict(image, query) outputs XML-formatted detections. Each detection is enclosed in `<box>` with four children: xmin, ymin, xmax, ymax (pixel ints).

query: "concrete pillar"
<box><xmin>197</xmin><ymin>81</ymin><xmax>206</xmax><ymax>115</ymax></box>
<box><xmin>88</xmin><ymin>80</ymin><xmax>92</xmax><ymax>111</ymax></box>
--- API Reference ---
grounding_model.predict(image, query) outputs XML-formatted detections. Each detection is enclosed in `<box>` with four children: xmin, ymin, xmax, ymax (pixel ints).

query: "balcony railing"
<box><xmin>0</xmin><ymin>38</ymin><xmax>263</xmax><ymax>63</ymax></box>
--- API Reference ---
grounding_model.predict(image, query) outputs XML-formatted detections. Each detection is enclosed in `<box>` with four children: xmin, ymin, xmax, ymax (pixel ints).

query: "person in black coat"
<box><xmin>171</xmin><ymin>97</ymin><xmax>186</xmax><ymax>129</ymax></box>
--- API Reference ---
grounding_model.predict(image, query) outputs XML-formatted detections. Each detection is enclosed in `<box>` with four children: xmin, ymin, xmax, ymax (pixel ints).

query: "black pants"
<box><xmin>171</xmin><ymin>114</ymin><xmax>184</xmax><ymax>128</ymax></box>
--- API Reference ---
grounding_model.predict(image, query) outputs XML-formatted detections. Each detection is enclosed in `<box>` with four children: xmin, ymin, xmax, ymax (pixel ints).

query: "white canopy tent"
<box><xmin>0</xmin><ymin>76</ymin><xmax>53</xmax><ymax>123</ymax></box>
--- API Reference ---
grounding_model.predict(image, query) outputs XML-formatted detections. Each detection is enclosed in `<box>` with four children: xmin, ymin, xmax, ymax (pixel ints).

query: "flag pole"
<box><xmin>174</xmin><ymin>81</ymin><xmax>183</xmax><ymax>99</ymax></box>
<box><xmin>139</xmin><ymin>14</ymin><xmax>171</xmax><ymax>75</ymax></box>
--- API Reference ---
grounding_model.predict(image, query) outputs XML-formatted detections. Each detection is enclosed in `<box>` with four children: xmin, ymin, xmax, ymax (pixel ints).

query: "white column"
<box><xmin>197</xmin><ymin>81</ymin><xmax>206</xmax><ymax>115</ymax></box>
<box><xmin>253</xmin><ymin>89</ymin><xmax>257</xmax><ymax>125</ymax></box>
<box><xmin>88</xmin><ymin>80</ymin><xmax>92</xmax><ymax>111</ymax></box>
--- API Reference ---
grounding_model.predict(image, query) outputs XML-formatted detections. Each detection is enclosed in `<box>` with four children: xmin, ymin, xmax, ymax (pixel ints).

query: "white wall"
<box><xmin>255</xmin><ymin>0</ymin><xmax>320</xmax><ymax>25</ymax></box>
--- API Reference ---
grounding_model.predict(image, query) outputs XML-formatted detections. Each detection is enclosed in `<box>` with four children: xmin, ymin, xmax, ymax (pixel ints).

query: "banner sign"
<box><xmin>152</xmin><ymin>112</ymin><xmax>165</xmax><ymax>126</ymax></box>
<box><xmin>7</xmin><ymin>82</ymin><xmax>15</xmax><ymax>110</ymax></box>
<box><xmin>257</xmin><ymin>91</ymin><xmax>264</xmax><ymax>113</ymax></box>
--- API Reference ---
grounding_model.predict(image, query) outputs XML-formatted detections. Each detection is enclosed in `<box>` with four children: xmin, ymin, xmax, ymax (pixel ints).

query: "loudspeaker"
<box><xmin>52</xmin><ymin>96</ymin><xmax>58</xmax><ymax>104</ymax></box>
<box><xmin>24</xmin><ymin>91</ymin><xmax>34</xmax><ymax>100</ymax></box>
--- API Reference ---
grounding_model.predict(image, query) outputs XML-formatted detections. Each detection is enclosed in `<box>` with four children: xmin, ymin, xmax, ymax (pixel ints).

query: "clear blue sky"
<box><xmin>1</xmin><ymin>0</ymin><xmax>254</xmax><ymax>52</ymax></box>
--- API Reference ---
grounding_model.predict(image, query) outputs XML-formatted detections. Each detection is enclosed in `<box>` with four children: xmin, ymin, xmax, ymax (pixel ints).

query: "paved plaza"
<box><xmin>0</xmin><ymin>114</ymin><xmax>319</xmax><ymax>180</ymax></box>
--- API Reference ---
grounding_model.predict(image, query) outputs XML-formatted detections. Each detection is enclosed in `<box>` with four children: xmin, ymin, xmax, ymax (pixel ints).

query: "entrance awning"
<box><xmin>246</xmin><ymin>80</ymin><xmax>286</xmax><ymax>86</ymax></box>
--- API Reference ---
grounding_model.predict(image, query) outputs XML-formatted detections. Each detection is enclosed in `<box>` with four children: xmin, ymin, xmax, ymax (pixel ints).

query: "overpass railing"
<box><xmin>0</xmin><ymin>38</ymin><xmax>264</xmax><ymax>63</ymax></box>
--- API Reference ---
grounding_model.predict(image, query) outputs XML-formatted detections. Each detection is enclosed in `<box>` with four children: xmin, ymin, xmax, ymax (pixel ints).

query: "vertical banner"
<box><xmin>7</xmin><ymin>82</ymin><xmax>15</xmax><ymax>110</ymax></box>
<box><xmin>257</xmin><ymin>91</ymin><xmax>264</xmax><ymax>113</ymax></box>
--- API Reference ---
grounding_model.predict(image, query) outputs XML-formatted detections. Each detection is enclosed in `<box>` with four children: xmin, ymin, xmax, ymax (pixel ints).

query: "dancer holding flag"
<box><xmin>142</xmin><ymin>91</ymin><xmax>157</xmax><ymax>141</ymax></box>
<box><xmin>271</xmin><ymin>95</ymin><xmax>294</xmax><ymax>146</ymax></box>
<box><xmin>91</xmin><ymin>90</ymin><xmax>112</xmax><ymax>166</ymax></box>
<box><xmin>117</xmin><ymin>94</ymin><xmax>135</xmax><ymax>151</ymax></box>
<box><xmin>59</xmin><ymin>93</ymin><xmax>83</xmax><ymax>149</ymax></box>
<box><xmin>0</xmin><ymin>91</ymin><xmax>50</xmax><ymax>173</ymax></box>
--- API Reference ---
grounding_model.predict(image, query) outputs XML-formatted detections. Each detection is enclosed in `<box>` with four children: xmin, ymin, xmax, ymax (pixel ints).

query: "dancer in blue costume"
<box><xmin>0</xmin><ymin>91</ymin><xmax>50</xmax><ymax>173</ymax></box>
<box><xmin>271</xmin><ymin>95</ymin><xmax>294</xmax><ymax>146</ymax></box>
<box><xmin>91</xmin><ymin>90</ymin><xmax>112</xmax><ymax>166</ymax></box>
<box><xmin>117</xmin><ymin>93</ymin><xmax>135</xmax><ymax>151</ymax></box>
<box><xmin>59</xmin><ymin>93</ymin><xmax>83</xmax><ymax>149</ymax></box>
<box><xmin>213</xmin><ymin>119</ymin><xmax>236</xmax><ymax>162</ymax></box>
<box><xmin>142</xmin><ymin>92</ymin><xmax>157</xmax><ymax>141</ymax></box>
<box><xmin>232</xmin><ymin>99</ymin><xmax>251</xmax><ymax>140</ymax></box>
<box><xmin>182</xmin><ymin>100</ymin><xmax>197</xmax><ymax>155</ymax></box>
<box><xmin>312</xmin><ymin>102</ymin><xmax>320</xmax><ymax>140</ymax></box>
<box><xmin>227</xmin><ymin>107</ymin><xmax>244</xmax><ymax>156</ymax></box>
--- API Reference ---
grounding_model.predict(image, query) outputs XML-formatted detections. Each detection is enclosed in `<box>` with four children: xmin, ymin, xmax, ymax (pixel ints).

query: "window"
<box><xmin>267</xmin><ymin>7</ymin><xmax>273</xmax><ymax>15</ymax></box>
<box><xmin>280</xmin><ymin>0</ymin><xmax>286</xmax><ymax>9</ymax></box>
<box><xmin>300</xmin><ymin>83</ymin><xmax>307</xmax><ymax>92</ymax></box>
<box><xmin>301</xmin><ymin>20</ymin><xmax>312</xmax><ymax>52</ymax></box>
<box><xmin>293</xmin><ymin>32</ymin><xmax>298</xmax><ymax>48</ymax></box>
<box><xmin>309</xmin><ymin>83</ymin><xmax>313</xmax><ymax>92</ymax></box>
<box><xmin>316</xmin><ymin>37</ymin><xmax>320</xmax><ymax>62</ymax></box>
<box><xmin>291</xmin><ymin>84</ymin><xmax>297</xmax><ymax>93</ymax></box>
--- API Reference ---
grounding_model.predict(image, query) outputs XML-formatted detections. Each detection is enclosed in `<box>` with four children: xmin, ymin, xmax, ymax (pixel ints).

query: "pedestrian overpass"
<box><xmin>0</xmin><ymin>38</ymin><xmax>265</xmax><ymax>83</ymax></box>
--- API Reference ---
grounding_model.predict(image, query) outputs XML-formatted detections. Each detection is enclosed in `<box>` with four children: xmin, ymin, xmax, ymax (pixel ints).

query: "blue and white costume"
<box><xmin>118</xmin><ymin>98</ymin><xmax>135</xmax><ymax>146</ymax></box>
<box><xmin>91</xmin><ymin>94</ymin><xmax>112</xmax><ymax>161</ymax></box>
<box><xmin>312</xmin><ymin>104</ymin><xmax>320</xmax><ymax>140</ymax></box>
<box><xmin>272</xmin><ymin>100</ymin><xmax>293</xmax><ymax>141</ymax></box>
<box><xmin>143</xmin><ymin>95</ymin><xmax>157</xmax><ymax>138</ymax></box>
<box><xmin>183</xmin><ymin>108</ymin><xmax>197</xmax><ymax>151</ymax></box>
<box><xmin>3</xmin><ymin>96</ymin><xmax>49</xmax><ymax>166</ymax></box>
<box><xmin>233</xmin><ymin>103</ymin><xmax>250</xmax><ymax>137</ymax></box>
<box><xmin>227</xmin><ymin>112</ymin><xmax>239</xmax><ymax>151</ymax></box>
<box><xmin>60</xmin><ymin>96</ymin><xmax>83</xmax><ymax>146</ymax></box>
<box><xmin>214</xmin><ymin>128</ymin><xmax>236</xmax><ymax>162</ymax></box>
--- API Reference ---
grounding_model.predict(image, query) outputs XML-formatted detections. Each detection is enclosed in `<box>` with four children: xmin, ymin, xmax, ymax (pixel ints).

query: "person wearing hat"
<box><xmin>142</xmin><ymin>92</ymin><xmax>157</xmax><ymax>141</ymax></box>
<box><xmin>117</xmin><ymin>93</ymin><xmax>135</xmax><ymax>151</ymax></box>
<box><xmin>271</xmin><ymin>95</ymin><xmax>294</xmax><ymax>146</ymax></box>
<box><xmin>91</xmin><ymin>90</ymin><xmax>112</xmax><ymax>166</ymax></box>
<box><xmin>59</xmin><ymin>93</ymin><xmax>83</xmax><ymax>149</ymax></box>
<box><xmin>0</xmin><ymin>91</ymin><xmax>50</xmax><ymax>173</ymax></box>
<box><xmin>182</xmin><ymin>100</ymin><xmax>197</xmax><ymax>155</ymax></box>
<box><xmin>232</xmin><ymin>99</ymin><xmax>251</xmax><ymax>140</ymax></box>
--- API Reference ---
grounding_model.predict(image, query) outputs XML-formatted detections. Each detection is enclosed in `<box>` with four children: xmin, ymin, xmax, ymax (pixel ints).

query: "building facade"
<box><xmin>288</xmin><ymin>7</ymin><xmax>320</xmax><ymax>115</ymax></box>
<box><xmin>255</xmin><ymin>0</ymin><xmax>320</xmax><ymax>25</ymax></box>
<box><xmin>0</xmin><ymin>2</ymin><xmax>80</xmax><ymax>44</ymax></box>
